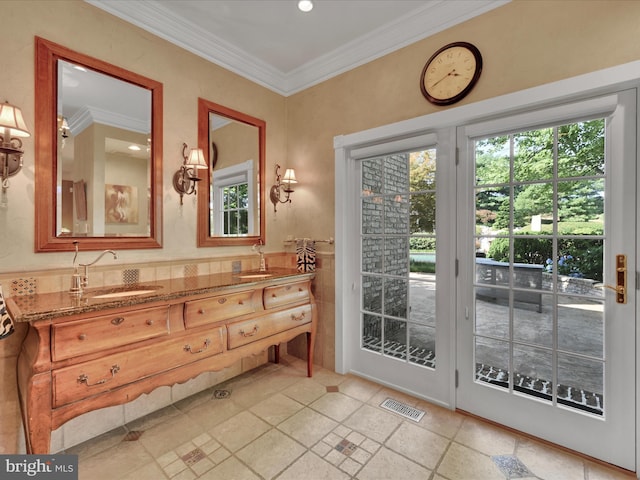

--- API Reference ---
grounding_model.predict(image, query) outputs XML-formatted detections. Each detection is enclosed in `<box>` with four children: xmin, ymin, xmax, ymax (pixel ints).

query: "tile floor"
<box><xmin>67</xmin><ymin>355</ymin><xmax>635</xmax><ymax>480</ymax></box>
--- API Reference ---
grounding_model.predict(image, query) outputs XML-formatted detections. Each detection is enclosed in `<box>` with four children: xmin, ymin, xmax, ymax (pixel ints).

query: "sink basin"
<box><xmin>90</xmin><ymin>286</ymin><xmax>162</xmax><ymax>299</ymax></box>
<box><xmin>236</xmin><ymin>273</ymin><xmax>273</xmax><ymax>279</ymax></box>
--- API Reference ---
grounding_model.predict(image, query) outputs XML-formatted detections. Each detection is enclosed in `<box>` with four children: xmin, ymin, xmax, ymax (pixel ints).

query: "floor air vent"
<box><xmin>380</xmin><ymin>398</ymin><xmax>425</xmax><ymax>422</ymax></box>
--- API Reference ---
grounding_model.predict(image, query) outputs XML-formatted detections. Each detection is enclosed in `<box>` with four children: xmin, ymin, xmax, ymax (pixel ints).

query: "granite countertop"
<box><xmin>7</xmin><ymin>268</ymin><xmax>310</xmax><ymax>323</ymax></box>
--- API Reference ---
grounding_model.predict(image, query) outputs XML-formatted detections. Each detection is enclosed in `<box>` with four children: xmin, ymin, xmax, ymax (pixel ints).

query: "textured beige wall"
<box><xmin>1</xmin><ymin>0</ymin><xmax>286</xmax><ymax>271</ymax></box>
<box><xmin>284</xmin><ymin>0</ymin><xmax>640</xmax><ymax>241</ymax></box>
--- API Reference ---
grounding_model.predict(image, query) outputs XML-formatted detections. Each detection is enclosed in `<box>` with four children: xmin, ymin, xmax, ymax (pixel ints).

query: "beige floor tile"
<box><xmin>517</xmin><ymin>438</ymin><xmax>587</xmax><ymax>480</ymax></box>
<box><xmin>310</xmin><ymin>392</ymin><xmax>362</xmax><ymax>422</ymax></box>
<box><xmin>385</xmin><ymin>421</ymin><xmax>450</xmax><ymax>470</ymax></box>
<box><xmin>415</xmin><ymin>401</ymin><xmax>463</xmax><ymax>438</ymax></box>
<box><xmin>209</xmin><ymin>411</ymin><xmax>271</xmax><ymax>452</ymax></box>
<box><xmin>137</xmin><ymin>412</ymin><xmax>205</xmax><ymax>458</ymax></box>
<box><xmin>308</xmin><ymin>367</ymin><xmax>348</xmax><ymax>387</ymax></box>
<box><xmin>77</xmin><ymin>439</ymin><xmax>155</xmax><ymax>480</ymax></box>
<box><xmin>198</xmin><ymin>456</ymin><xmax>261</xmax><ymax>480</ymax></box>
<box><xmin>437</xmin><ymin>442</ymin><xmax>506</xmax><ymax>480</ymax></box>
<box><xmin>455</xmin><ymin>416</ymin><xmax>518</xmax><ymax>456</ymax></box>
<box><xmin>278</xmin><ymin>407</ymin><xmax>338</xmax><ymax>447</ymax></box>
<box><xmin>356</xmin><ymin>446</ymin><xmax>432</xmax><ymax>480</ymax></box>
<box><xmin>119</xmin><ymin>460</ymin><xmax>168</xmax><ymax>480</ymax></box>
<box><xmin>249</xmin><ymin>392</ymin><xmax>305</xmax><ymax>425</ymax></box>
<box><xmin>344</xmin><ymin>404</ymin><xmax>403</xmax><ymax>444</ymax></box>
<box><xmin>277</xmin><ymin>451</ymin><xmax>350</xmax><ymax>480</ymax></box>
<box><xmin>236</xmin><ymin>429</ymin><xmax>306</xmax><ymax>479</ymax></box>
<box><xmin>183</xmin><ymin>396</ymin><xmax>244</xmax><ymax>431</ymax></box>
<box><xmin>339</xmin><ymin>376</ymin><xmax>382</xmax><ymax>402</ymax></box>
<box><xmin>282</xmin><ymin>377</ymin><xmax>329</xmax><ymax>404</ymax></box>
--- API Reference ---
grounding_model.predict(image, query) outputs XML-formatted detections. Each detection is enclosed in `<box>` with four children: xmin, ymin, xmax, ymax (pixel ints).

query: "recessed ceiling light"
<box><xmin>298</xmin><ymin>0</ymin><xmax>313</xmax><ymax>13</ymax></box>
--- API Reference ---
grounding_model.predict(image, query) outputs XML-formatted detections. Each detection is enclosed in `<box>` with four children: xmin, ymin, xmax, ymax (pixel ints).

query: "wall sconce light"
<box><xmin>269</xmin><ymin>164</ymin><xmax>297</xmax><ymax>212</ymax></box>
<box><xmin>173</xmin><ymin>142</ymin><xmax>207</xmax><ymax>205</ymax></box>
<box><xmin>0</xmin><ymin>101</ymin><xmax>30</xmax><ymax>203</ymax></box>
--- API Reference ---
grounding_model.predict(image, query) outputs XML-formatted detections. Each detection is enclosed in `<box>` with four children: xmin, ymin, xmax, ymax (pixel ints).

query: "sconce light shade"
<box><xmin>270</xmin><ymin>164</ymin><xmax>298</xmax><ymax>212</ymax></box>
<box><xmin>282</xmin><ymin>168</ymin><xmax>297</xmax><ymax>186</ymax></box>
<box><xmin>173</xmin><ymin>143</ymin><xmax>208</xmax><ymax>205</ymax></box>
<box><xmin>0</xmin><ymin>102</ymin><xmax>30</xmax><ymax>138</ymax></box>
<box><xmin>0</xmin><ymin>101</ymin><xmax>30</xmax><ymax>205</ymax></box>
<box><xmin>185</xmin><ymin>147</ymin><xmax>208</xmax><ymax>169</ymax></box>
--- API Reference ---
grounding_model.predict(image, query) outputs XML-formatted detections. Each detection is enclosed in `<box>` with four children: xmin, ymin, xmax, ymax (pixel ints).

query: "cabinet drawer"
<box><xmin>184</xmin><ymin>290</ymin><xmax>257</xmax><ymax>328</ymax></box>
<box><xmin>52</xmin><ymin>306</ymin><xmax>170</xmax><ymax>362</ymax></box>
<box><xmin>263</xmin><ymin>281</ymin><xmax>310</xmax><ymax>310</ymax></box>
<box><xmin>52</xmin><ymin>328</ymin><xmax>225</xmax><ymax>407</ymax></box>
<box><xmin>227</xmin><ymin>304</ymin><xmax>311</xmax><ymax>349</ymax></box>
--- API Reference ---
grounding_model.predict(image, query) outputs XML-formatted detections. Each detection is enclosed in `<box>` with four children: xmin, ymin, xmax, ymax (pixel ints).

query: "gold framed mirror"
<box><xmin>197</xmin><ymin>98</ymin><xmax>265</xmax><ymax>247</ymax></box>
<box><xmin>34</xmin><ymin>37</ymin><xmax>163</xmax><ymax>252</ymax></box>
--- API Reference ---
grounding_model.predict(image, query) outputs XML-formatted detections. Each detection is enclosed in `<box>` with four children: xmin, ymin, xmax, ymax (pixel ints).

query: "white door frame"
<box><xmin>335</xmin><ymin>59</ymin><xmax>640</xmax><ymax>473</ymax></box>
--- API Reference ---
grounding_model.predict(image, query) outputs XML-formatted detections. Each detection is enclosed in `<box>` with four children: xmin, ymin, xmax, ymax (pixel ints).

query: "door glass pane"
<box><xmin>385</xmin><ymin>319</ymin><xmax>407</xmax><ymax>360</ymax></box>
<box><xmin>472</xmin><ymin>118</ymin><xmax>606</xmax><ymax>416</ymax></box>
<box><xmin>360</xmin><ymin>148</ymin><xmax>438</xmax><ymax>369</ymax></box>
<box><xmin>362</xmin><ymin>314</ymin><xmax>382</xmax><ymax>353</ymax></box>
<box><xmin>558</xmin><ymin>295</ymin><xmax>603</xmax><ymax>357</ymax></box>
<box><xmin>513</xmin><ymin>344</ymin><xmax>553</xmax><ymax>402</ymax></box>
<box><xmin>557</xmin><ymin>353</ymin><xmax>604</xmax><ymax>415</ymax></box>
<box><xmin>475</xmin><ymin>337</ymin><xmax>509</xmax><ymax>390</ymax></box>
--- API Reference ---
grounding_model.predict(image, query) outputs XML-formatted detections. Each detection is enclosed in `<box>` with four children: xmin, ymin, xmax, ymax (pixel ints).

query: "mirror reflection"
<box><xmin>197</xmin><ymin>99</ymin><xmax>265</xmax><ymax>247</ymax></box>
<box><xmin>58</xmin><ymin>60</ymin><xmax>152</xmax><ymax>237</ymax></box>
<box><xmin>35</xmin><ymin>37</ymin><xmax>163</xmax><ymax>252</ymax></box>
<box><xmin>208</xmin><ymin>112</ymin><xmax>259</xmax><ymax>236</ymax></box>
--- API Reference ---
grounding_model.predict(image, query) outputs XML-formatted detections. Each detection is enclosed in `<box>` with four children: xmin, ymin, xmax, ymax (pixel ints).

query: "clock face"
<box><xmin>420</xmin><ymin>42</ymin><xmax>482</xmax><ymax>106</ymax></box>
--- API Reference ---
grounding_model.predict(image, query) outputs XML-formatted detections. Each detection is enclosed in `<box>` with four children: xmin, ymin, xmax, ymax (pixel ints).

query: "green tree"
<box><xmin>409</xmin><ymin>150</ymin><xmax>436</xmax><ymax>233</ymax></box>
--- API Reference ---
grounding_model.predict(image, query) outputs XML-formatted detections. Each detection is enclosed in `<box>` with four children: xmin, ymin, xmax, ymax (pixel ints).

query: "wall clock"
<box><xmin>420</xmin><ymin>42</ymin><xmax>482</xmax><ymax>106</ymax></box>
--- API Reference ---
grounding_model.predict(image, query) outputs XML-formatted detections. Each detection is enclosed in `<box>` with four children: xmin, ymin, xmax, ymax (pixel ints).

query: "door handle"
<box><xmin>598</xmin><ymin>254</ymin><xmax>626</xmax><ymax>304</ymax></box>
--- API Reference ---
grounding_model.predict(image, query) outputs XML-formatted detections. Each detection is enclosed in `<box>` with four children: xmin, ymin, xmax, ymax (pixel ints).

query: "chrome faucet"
<box><xmin>70</xmin><ymin>241</ymin><xmax>118</xmax><ymax>295</ymax></box>
<box><xmin>252</xmin><ymin>241</ymin><xmax>266</xmax><ymax>272</ymax></box>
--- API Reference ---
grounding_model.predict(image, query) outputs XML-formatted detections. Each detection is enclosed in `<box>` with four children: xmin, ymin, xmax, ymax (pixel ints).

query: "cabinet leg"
<box><xmin>274</xmin><ymin>344</ymin><xmax>280</xmax><ymax>364</ymax></box>
<box><xmin>306</xmin><ymin>332</ymin><xmax>314</xmax><ymax>377</ymax></box>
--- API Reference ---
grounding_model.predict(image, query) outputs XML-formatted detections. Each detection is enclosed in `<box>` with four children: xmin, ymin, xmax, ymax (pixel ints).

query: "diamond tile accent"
<box><xmin>11</xmin><ymin>278</ymin><xmax>37</xmax><ymax>296</ymax></box>
<box><xmin>492</xmin><ymin>455</ymin><xmax>533</xmax><ymax>479</ymax></box>
<box><xmin>122</xmin><ymin>430</ymin><xmax>144</xmax><ymax>441</ymax></box>
<box><xmin>181</xmin><ymin>447</ymin><xmax>206</xmax><ymax>466</ymax></box>
<box><xmin>335</xmin><ymin>439</ymin><xmax>357</xmax><ymax>456</ymax></box>
<box><xmin>122</xmin><ymin>269</ymin><xmax>140</xmax><ymax>285</ymax></box>
<box><xmin>213</xmin><ymin>389</ymin><xmax>231</xmax><ymax>399</ymax></box>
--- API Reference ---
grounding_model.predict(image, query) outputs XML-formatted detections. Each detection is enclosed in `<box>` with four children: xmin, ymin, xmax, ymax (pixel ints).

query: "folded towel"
<box><xmin>296</xmin><ymin>239</ymin><xmax>316</xmax><ymax>273</ymax></box>
<box><xmin>0</xmin><ymin>285</ymin><xmax>14</xmax><ymax>340</ymax></box>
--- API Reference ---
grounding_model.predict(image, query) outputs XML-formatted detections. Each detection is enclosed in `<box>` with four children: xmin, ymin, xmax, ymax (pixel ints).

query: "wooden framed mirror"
<box><xmin>197</xmin><ymin>98</ymin><xmax>265</xmax><ymax>247</ymax></box>
<box><xmin>34</xmin><ymin>37</ymin><xmax>163</xmax><ymax>252</ymax></box>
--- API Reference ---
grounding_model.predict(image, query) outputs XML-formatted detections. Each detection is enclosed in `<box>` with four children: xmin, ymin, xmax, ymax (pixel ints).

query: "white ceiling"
<box><xmin>86</xmin><ymin>0</ymin><xmax>508</xmax><ymax>96</ymax></box>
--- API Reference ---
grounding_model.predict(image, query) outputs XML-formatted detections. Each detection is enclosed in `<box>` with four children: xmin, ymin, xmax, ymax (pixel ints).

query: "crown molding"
<box><xmin>86</xmin><ymin>0</ymin><xmax>509</xmax><ymax>97</ymax></box>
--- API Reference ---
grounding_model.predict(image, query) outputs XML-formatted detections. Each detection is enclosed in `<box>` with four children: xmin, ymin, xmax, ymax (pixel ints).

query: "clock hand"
<box><xmin>430</xmin><ymin>69</ymin><xmax>460</xmax><ymax>88</ymax></box>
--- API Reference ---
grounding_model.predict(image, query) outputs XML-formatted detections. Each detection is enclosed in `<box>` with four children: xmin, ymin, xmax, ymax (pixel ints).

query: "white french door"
<box><xmin>456</xmin><ymin>91</ymin><xmax>636</xmax><ymax>469</ymax></box>
<box><xmin>343</xmin><ymin>132</ymin><xmax>456</xmax><ymax>405</ymax></box>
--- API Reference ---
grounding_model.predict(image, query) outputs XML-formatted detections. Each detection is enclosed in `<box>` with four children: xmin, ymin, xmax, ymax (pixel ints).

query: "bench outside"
<box><xmin>475</xmin><ymin>258</ymin><xmax>543</xmax><ymax>312</ymax></box>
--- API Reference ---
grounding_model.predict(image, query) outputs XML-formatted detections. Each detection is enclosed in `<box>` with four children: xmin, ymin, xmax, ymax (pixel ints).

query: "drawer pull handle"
<box><xmin>146</xmin><ymin>319</ymin><xmax>154</xmax><ymax>326</ymax></box>
<box><xmin>198</xmin><ymin>309</ymin><xmax>206</xmax><ymax>315</ymax></box>
<box><xmin>77</xmin><ymin>365</ymin><xmax>120</xmax><ymax>387</ymax></box>
<box><xmin>240</xmin><ymin>325</ymin><xmax>259</xmax><ymax>337</ymax></box>
<box><xmin>184</xmin><ymin>338</ymin><xmax>211</xmax><ymax>354</ymax></box>
<box><xmin>111</xmin><ymin>317</ymin><xmax>125</xmax><ymax>326</ymax></box>
<box><xmin>78</xmin><ymin>333</ymin><xmax>87</xmax><ymax>341</ymax></box>
<box><xmin>218</xmin><ymin>298</ymin><xmax>227</xmax><ymax>304</ymax></box>
<box><xmin>291</xmin><ymin>312</ymin><xmax>306</xmax><ymax>322</ymax></box>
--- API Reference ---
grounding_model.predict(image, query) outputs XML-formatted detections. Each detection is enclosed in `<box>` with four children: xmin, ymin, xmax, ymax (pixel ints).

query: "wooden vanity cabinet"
<box><xmin>16</xmin><ymin>275</ymin><xmax>316</xmax><ymax>454</ymax></box>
